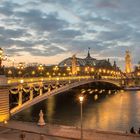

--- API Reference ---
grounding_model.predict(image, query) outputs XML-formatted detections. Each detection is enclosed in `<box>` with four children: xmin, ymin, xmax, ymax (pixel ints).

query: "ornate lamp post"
<box><xmin>79</xmin><ymin>95</ymin><xmax>84</xmax><ymax>140</ymax></box>
<box><xmin>17</xmin><ymin>62</ymin><xmax>25</xmax><ymax>77</ymax></box>
<box><xmin>17</xmin><ymin>63</ymin><xmax>25</xmax><ymax>70</ymax></box>
<box><xmin>0</xmin><ymin>48</ymin><xmax>7</xmax><ymax>75</ymax></box>
<box><xmin>31</xmin><ymin>70</ymin><xmax>35</xmax><ymax>76</ymax></box>
<box><xmin>7</xmin><ymin>69</ymin><xmax>12</xmax><ymax>77</ymax></box>
<box><xmin>38</xmin><ymin>64</ymin><xmax>44</xmax><ymax>76</ymax></box>
<box><xmin>0</xmin><ymin>48</ymin><xmax>3</xmax><ymax>68</ymax></box>
<box><xmin>66</xmin><ymin>66</ymin><xmax>71</xmax><ymax>76</ymax></box>
<box><xmin>53</xmin><ymin>65</ymin><xmax>59</xmax><ymax>76</ymax></box>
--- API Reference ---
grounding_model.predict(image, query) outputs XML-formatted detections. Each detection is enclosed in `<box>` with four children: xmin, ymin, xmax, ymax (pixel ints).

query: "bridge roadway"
<box><xmin>7</xmin><ymin>76</ymin><xmax>91</xmax><ymax>85</ymax></box>
<box><xmin>9</xmin><ymin>77</ymin><xmax>121</xmax><ymax>116</ymax></box>
<box><xmin>7</xmin><ymin>76</ymin><xmax>121</xmax><ymax>86</ymax></box>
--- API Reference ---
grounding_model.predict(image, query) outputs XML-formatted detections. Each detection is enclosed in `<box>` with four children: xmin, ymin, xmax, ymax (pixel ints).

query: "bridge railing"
<box><xmin>7</xmin><ymin>76</ymin><xmax>92</xmax><ymax>85</ymax></box>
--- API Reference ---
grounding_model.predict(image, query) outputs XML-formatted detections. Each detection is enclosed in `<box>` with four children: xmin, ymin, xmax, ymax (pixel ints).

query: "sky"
<box><xmin>0</xmin><ymin>0</ymin><xmax>140</xmax><ymax>70</ymax></box>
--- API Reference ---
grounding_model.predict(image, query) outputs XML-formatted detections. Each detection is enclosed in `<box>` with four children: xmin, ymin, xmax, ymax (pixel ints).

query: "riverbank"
<box><xmin>123</xmin><ymin>86</ymin><xmax>140</xmax><ymax>91</ymax></box>
<box><xmin>0</xmin><ymin>120</ymin><xmax>140</xmax><ymax>140</ymax></box>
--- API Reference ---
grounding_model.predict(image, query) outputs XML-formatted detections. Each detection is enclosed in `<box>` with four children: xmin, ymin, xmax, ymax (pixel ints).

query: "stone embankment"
<box><xmin>0</xmin><ymin>120</ymin><xmax>140</xmax><ymax>140</ymax></box>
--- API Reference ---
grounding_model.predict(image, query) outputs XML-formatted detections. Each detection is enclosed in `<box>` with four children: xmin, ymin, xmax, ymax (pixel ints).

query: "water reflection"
<box><xmin>14</xmin><ymin>90</ymin><xmax>140</xmax><ymax>132</ymax></box>
<box><xmin>46</xmin><ymin>96</ymin><xmax>55</xmax><ymax>123</ymax></box>
<box><xmin>135</xmin><ymin>91</ymin><xmax>140</xmax><ymax>119</ymax></box>
<box><xmin>83</xmin><ymin>92</ymin><xmax>126</xmax><ymax>130</ymax></box>
<box><xmin>83</xmin><ymin>91</ymin><xmax>140</xmax><ymax>131</ymax></box>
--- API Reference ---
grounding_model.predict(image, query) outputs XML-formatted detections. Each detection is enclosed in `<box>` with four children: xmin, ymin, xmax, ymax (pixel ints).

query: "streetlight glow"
<box><xmin>79</xmin><ymin>95</ymin><xmax>84</xmax><ymax>140</ymax></box>
<box><xmin>20</xmin><ymin>79</ymin><xmax>24</xmax><ymax>84</ymax></box>
<box><xmin>79</xmin><ymin>96</ymin><xmax>84</xmax><ymax>103</ymax></box>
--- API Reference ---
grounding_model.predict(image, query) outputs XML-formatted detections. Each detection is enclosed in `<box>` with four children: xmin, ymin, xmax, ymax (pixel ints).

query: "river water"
<box><xmin>13</xmin><ymin>89</ymin><xmax>140</xmax><ymax>132</ymax></box>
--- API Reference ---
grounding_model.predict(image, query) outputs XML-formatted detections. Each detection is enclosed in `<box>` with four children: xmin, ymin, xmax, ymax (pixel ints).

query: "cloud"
<box><xmin>96</xmin><ymin>0</ymin><xmax>120</xmax><ymax>9</ymax></box>
<box><xmin>15</xmin><ymin>9</ymin><xmax>68</xmax><ymax>32</ymax></box>
<box><xmin>41</xmin><ymin>0</ymin><xmax>73</xmax><ymax>6</ymax></box>
<box><xmin>0</xmin><ymin>27</ymin><xmax>27</xmax><ymax>38</ymax></box>
<box><xmin>54</xmin><ymin>29</ymin><xmax>82</xmax><ymax>38</ymax></box>
<box><xmin>0</xmin><ymin>0</ymin><xmax>140</xmax><ymax>69</ymax></box>
<box><xmin>0</xmin><ymin>1</ymin><xmax>19</xmax><ymax>16</ymax></box>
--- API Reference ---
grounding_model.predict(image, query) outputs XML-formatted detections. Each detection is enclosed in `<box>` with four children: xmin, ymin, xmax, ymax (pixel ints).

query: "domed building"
<box><xmin>59</xmin><ymin>49</ymin><xmax>116</xmax><ymax>69</ymax></box>
<box><xmin>58</xmin><ymin>49</ymin><xmax>121</xmax><ymax>77</ymax></box>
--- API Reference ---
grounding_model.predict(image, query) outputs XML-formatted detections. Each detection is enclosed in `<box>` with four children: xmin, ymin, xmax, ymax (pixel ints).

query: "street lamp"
<box><xmin>17</xmin><ymin>62</ymin><xmax>25</xmax><ymax>77</ymax></box>
<box><xmin>38</xmin><ymin>64</ymin><xmax>44</xmax><ymax>76</ymax></box>
<box><xmin>31</xmin><ymin>70</ymin><xmax>35</xmax><ymax>76</ymax></box>
<box><xmin>0</xmin><ymin>48</ymin><xmax>3</xmax><ymax>68</ymax></box>
<box><xmin>7</xmin><ymin>69</ymin><xmax>12</xmax><ymax>77</ymax></box>
<box><xmin>53</xmin><ymin>65</ymin><xmax>59</xmax><ymax>76</ymax></box>
<box><xmin>79</xmin><ymin>95</ymin><xmax>84</xmax><ymax>140</ymax></box>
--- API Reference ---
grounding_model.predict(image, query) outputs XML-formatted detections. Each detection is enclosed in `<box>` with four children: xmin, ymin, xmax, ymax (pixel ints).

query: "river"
<box><xmin>12</xmin><ymin>89</ymin><xmax>140</xmax><ymax>132</ymax></box>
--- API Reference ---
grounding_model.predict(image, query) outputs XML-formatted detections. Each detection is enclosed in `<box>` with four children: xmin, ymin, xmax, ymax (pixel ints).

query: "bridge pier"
<box><xmin>30</xmin><ymin>88</ymin><xmax>33</xmax><ymax>101</ymax></box>
<box><xmin>0</xmin><ymin>87</ymin><xmax>10</xmax><ymax>122</ymax></box>
<box><xmin>39</xmin><ymin>83</ymin><xmax>43</xmax><ymax>96</ymax></box>
<box><xmin>39</xmin><ymin>87</ymin><xmax>43</xmax><ymax>96</ymax></box>
<box><xmin>18</xmin><ymin>90</ymin><xmax>23</xmax><ymax>106</ymax></box>
<box><xmin>48</xmin><ymin>87</ymin><xmax>51</xmax><ymax>92</ymax></box>
<box><xmin>48</xmin><ymin>84</ymin><xmax>51</xmax><ymax>92</ymax></box>
<box><xmin>0</xmin><ymin>76</ymin><xmax>10</xmax><ymax>122</ymax></box>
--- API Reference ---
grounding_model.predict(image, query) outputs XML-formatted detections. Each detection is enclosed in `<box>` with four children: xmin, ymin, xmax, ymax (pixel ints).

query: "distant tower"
<box><xmin>86</xmin><ymin>47</ymin><xmax>93</xmax><ymax>59</ymax></box>
<box><xmin>125</xmin><ymin>50</ymin><xmax>132</xmax><ymax>74</ymax></box>
<box><xmin>87</xmin><ymin>47</ymin><xmax>91</xmax><ymax>58</ymax></box>
<box><xmin>113</xmin><ymin>61</ymin><xmax>117</xmax><ymax>70</ymax></box>
<box><xmin>72</xmin><ymin>54</ymin><xmax>77</xmax><ymax>75</ymax></box>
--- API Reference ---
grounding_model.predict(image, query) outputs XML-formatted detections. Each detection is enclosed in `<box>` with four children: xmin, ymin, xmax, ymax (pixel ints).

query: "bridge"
<box><xmin>0</xmin><ymin>75</ymin><xmax>123</xmax><ymax>122</ymax></box>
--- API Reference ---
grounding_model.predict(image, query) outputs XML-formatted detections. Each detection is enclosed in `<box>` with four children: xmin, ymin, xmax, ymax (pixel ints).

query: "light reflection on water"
<box><xmin>14</xmin><ymin>91</ymin><xmax>140</xmax><ymax>132</ymax></box>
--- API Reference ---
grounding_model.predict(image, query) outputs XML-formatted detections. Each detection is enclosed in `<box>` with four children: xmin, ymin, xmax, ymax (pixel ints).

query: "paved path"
<box><xmin>0</xmin><ymin>120</ymin><xmax>140</xmax><ymax>140</ymax></box>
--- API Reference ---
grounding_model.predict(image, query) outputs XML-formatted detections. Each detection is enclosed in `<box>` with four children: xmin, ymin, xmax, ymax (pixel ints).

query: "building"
<box><xmin>59</xmin><ymin>49</ymin><xmax>119</xmax><ymax>70</ymax></box>
<box><xmin>125</xmin><ymin>50</ymin><xmax>132</xmax><ymax>74</ymax></box>
<box><xmin>58</xmin><ymin>49</ymin><xmax>121</xmax><ymax>77</ymax></box>
<box><xmin>5</xmin><ymin>49</ymin><xmax>122</xmax><ymax>78</ymax></box>
<box><xmin>134</xmin><ymin>61</ymin><xmax>140</xmax><ymax>77</ymax></box>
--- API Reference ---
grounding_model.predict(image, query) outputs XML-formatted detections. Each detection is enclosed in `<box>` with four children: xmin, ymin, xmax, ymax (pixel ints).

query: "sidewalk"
<box><xmin>0</xmin><ymin>120</ymin><xmax>140</xmax><ymax>140</ymax></box>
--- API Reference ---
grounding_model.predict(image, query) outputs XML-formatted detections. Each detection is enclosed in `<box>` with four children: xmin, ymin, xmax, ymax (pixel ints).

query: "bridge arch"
<box><xmin>10</xmin><ymin>79</ymin><xmax>121</xmax><ymax>116</ymax></box>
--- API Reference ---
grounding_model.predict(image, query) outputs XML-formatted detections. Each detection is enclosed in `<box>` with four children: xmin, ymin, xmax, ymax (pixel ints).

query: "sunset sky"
<box><xmin>1</xmin><ymin>0</ymin><xmax>140</xmax><ymax>70</ymax></box>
